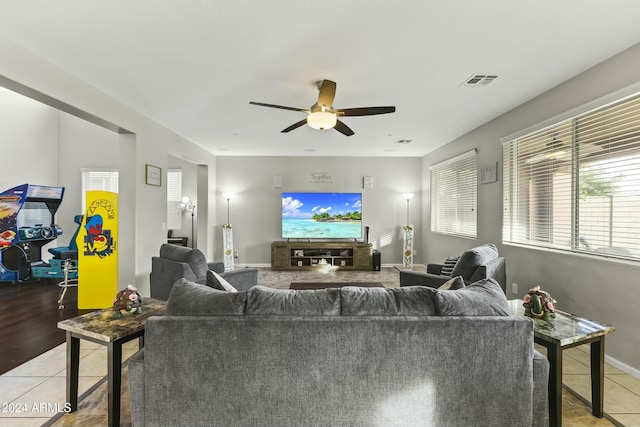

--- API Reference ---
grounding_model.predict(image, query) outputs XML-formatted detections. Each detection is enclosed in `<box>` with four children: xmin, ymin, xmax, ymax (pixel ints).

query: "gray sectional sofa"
<box><xmin>129</xmin><ymin>278</ymin><xmax>549</xmax><ymax>427</ymax></box>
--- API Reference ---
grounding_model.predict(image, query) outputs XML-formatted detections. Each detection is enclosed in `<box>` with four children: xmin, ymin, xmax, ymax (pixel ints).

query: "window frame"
<box><xmin>502</xmin><ymin>86</ymin><xmax>640</xmax><ymax>263</ymax></box>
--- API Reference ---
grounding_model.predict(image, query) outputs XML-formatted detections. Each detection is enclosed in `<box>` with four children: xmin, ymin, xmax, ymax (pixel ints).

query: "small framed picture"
<box><xmin>294</xmin><ymin>250</ymin><xmax>304</xmax><ymax>257</ymax></box>
<box><xmin>145</xmin><ymin>164</ymin><xmax>162</xmax><ymax>186</ymax></box>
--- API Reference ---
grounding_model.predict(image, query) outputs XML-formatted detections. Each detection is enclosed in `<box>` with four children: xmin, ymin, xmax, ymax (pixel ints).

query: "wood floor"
<box><xmin>0</xmin><ymin>276</ymin><xmax>80</xmax><ymax>375</ymax></box>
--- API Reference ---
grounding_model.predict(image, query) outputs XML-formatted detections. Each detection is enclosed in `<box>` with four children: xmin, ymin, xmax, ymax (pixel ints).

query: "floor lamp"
<box><xmin>222</xmin><ymin>193</ymin><xmax>234</xmax><ymax>271</ymax></box>
<box><xmin>402</xmin><ymin>193</ymin><xmax>414</xmax><ymax>270</ymax></box>
<box><xmin>181</xmin><ymin>196</ymin><xmax>196</xmax><ymax>248</ymax></box>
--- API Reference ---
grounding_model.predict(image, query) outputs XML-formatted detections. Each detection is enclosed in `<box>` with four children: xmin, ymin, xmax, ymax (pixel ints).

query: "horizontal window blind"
<box><xmin>503</xmin><ymin>91</ymin><xmax>640</xmax><ymax>261</ymax></box>
<box><xmin>430</xmin><ymin>149</ymin><xmax>477</xmax><ymax>238</ymax></box>
<box><xmin>166</xmin><ymin>169</ymin><xmax>183</xmax><ymax>230</ymax></box>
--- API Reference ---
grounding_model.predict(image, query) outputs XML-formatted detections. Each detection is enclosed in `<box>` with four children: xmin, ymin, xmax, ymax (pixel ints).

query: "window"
<box><xmin>503</xmin><ymin>91</ymin><xmax>640</xmax><ymax>261</ymax></box>
<box><xmin>166</xmin><ymin>169</ymin><xmax>183</xmax><ymax>230</ymax></box>
<box><xmin>430</xmin><ymin>149</ymin><xmax>477</xmax><ymax>238</ymax></box>
<box><xmin>81</xmin><ymin>170</ymin><xmax>119</xmax><ymax>211</ymax></box>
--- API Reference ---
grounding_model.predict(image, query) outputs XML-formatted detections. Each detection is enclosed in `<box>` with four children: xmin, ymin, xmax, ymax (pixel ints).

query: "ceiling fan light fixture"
<box><xmin>306</xmin><ymin>111</ymin><xmax>337</xmax><ymax>130</ymax></box>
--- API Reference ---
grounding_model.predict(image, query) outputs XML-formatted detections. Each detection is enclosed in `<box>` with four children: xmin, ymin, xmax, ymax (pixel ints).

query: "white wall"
<box><xmin>421</xmin><ymin>43</ymin><xmax>640</xmax><ymax>373</ymax></box>
<box><xmin>215</xmin><ymin>156</ymin><xmax>422</xmax><ymax>266</ymax></box>
<box><xmin>1</xmin><ymin>37</ymin><xmax>218</xmax><ymax>296</ymax></box>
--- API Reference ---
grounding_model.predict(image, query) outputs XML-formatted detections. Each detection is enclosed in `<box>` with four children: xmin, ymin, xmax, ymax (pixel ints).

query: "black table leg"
<box><xmin>66</xmin><ymin>332</ymin><xmax>80</xmax><ymax>412</ymax></box>
<box><xmin>547</xmin><ymin>343</ymin><xmax>563</xmax><ymax>427</ymax></box>
<box><xmin>107</xmin><ymin>340</ymin><xmax>123</xmax><ymax>427</ymax></box>
<box><xmin>591</xmin><ymin>338</ymin><xmax>605</xmax><ymax>417</ymax></box>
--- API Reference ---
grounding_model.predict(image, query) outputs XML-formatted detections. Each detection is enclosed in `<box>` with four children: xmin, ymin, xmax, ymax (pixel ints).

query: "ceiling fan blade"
<box><xmin>337</xmin><ymin>106</ymin><xmax>396</xmax><ymax>116</ymax></box>
<box><xmin>250</xmin><ymin>101</ymin><xmax>309</xmax><ymax>113</ymax></box>
<box><xmin>281</xmin><ymin>119</ymin><xmax>308</xmax><ymax>133</ymax></box>
<box><xmin>317</xmin><ymin>80</ymin><xmax>337</xmax><ymax>108</ymax></box>
<box><xmin>334</xmin><ymin>120</ymin><xmax>355</xmax><ymax>136</ymax></box>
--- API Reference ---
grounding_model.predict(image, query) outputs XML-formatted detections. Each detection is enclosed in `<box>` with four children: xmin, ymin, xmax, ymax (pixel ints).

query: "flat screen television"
<box><xmin>282</xmin><ymin>192</ymin><xmax>362</xmax><ymax>239</ymax></box>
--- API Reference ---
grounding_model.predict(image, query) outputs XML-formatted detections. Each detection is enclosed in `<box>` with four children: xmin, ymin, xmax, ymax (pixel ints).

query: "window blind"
<box><xmin>503</xmin><ymin>91</ymin><xmax>640</xmax><ymax>261</ymax></box>
<box><xmin>81</xmin><ymin>170</ymin><xmax>119</xmax><ymax>211</ymax></box>
<box><xmin>166</xmin><ymin>169</ymin><xmax>183</xmax><ymax>230</ymax></box>
<box><xmin>430</xmin><ymin>149</ymin><xmax>477</xmax><ymax>238</ymax></box>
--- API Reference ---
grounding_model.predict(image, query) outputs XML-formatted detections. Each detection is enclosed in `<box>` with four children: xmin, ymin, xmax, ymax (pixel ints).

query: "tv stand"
<box><xmin>271</xmin><ymin>241</ymin><xmax>372</xmax><ymax>271</ymax></box>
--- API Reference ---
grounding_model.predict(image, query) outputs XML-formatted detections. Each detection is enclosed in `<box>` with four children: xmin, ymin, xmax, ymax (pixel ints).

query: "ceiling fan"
<box><xmin>249</xmin><ymin>79</ymin><xmax>395</xmax><ymax>136</ymax></box>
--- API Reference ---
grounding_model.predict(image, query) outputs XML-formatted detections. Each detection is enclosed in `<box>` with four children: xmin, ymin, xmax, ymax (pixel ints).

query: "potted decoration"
<box><xmin>523</xmin><ymin>285</ymin><xmax>556</xmax><ymax>321</ymax></box>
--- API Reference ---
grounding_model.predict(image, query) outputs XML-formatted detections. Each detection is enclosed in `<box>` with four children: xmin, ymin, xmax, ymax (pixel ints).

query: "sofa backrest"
<box><xmin>450</xmin><ymin>243</ymin><xmax>499</xmax><ymax>280</ymax></box>
<box><xmin>142</xmin><ymin>315</ymin><xmax>536</xmax><ymax>427</ymax></box>
<box><xmin>165</xmin><ymin>278</ymin><xmax>511</xmax><ymax>317</ymax></box>
<box><xmin>159</xmin><ymin>243</ymin><xmax>209</xmax><ymax>280</ymax></box>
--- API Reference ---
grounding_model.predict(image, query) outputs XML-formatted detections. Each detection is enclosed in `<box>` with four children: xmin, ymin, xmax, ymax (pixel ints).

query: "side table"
<box><xmin>508</xmin><ymin>299</ymin><xmax>615</xmax><ymax>427</ymax></box>
<box><xmin>57</xmin><ymin>298</ymin><xmax>166</xmax><ymax>427</ymax></box>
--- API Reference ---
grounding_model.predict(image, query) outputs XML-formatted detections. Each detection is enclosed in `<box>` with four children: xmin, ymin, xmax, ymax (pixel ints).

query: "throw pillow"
<box><xmin>246</xmin><ymin>285</ymin><xmax>341</xmax><ymax>316</ymax></box>
<box><xmin>437</xmin><ymin>275</ymin><xmax>465</xmax><ymax>290</ymax></box>
<box><xmin>165</xmin><ymin>278</ymin><xmax>246</xmax><ymax>316</ymax></box>
<box><xmin>440</xmin><ymin>256</ymin><xmax>459</xmax><ymax>276</ymax></box>
<box><xmin>341</xmin><ymin>287</ymin><xmax>398</xmax><ymax>315</ymax></box>
<box><xmin>433</xmin><ymin>278</ymin><xmax>509</xmax><ymax>316</ymax></box>
<box><xmin>206</xmin><ymin>270</ymin><xmax>238</xmax><ymax>293</ymax></box>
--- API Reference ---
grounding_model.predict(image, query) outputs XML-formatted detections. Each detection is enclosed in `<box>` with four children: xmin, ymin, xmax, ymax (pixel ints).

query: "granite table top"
<box><xmin>57</xmin><ymin>298</ymin><xmax>167</xmax><ymax>343</ymax></box>
<box><xmin>508</xmin><ymin>299</ymin><xmax>615</xmax><ymax>347</ymax></box>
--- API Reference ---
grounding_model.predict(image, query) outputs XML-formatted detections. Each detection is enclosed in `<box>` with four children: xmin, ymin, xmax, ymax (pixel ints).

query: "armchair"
<box><xmin>400</xmin><ymin>243</ymin><xmax>506</xmax><ymax>292</ymax></box>
<box><xmin>150</xmin><ymin>244</ymin><xmax>258</xmax><ymax>300</ymax></box>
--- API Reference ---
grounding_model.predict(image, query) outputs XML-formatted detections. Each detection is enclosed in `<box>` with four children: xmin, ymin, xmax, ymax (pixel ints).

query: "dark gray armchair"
<box><xmin>150</xmin><ymin>244</ymin><xmax>258</xmax><ymax>300</ymax></box>
<box><xmin>400</xmin><ymin>244</ymin><xmax>506</xmax><ymax>292</ymax></box>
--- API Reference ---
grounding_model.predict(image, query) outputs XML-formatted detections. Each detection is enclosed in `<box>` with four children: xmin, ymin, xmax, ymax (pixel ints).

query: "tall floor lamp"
<box><xmin>402</xmin><ymin>193</ymin><xmax>414</xmax><ymax>270</ymax></box>
<box><xmin>222</xmin><ymin>193</ymin><xmax>234</xmax><ymax>271</ymax></box>
<box><xmin>181</xmin><ymin>196</ymin><xmax>196</xmax><ymax>248</ymax></box>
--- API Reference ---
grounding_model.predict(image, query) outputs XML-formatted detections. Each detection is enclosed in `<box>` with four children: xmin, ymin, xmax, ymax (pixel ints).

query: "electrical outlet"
<box><xmin>511</xmin><ymin>283</ymin><xmax>518</xmax><ymax>294</ymax></box>
<box><xmin>234</xmin><ymin>250</ymin><xmax>239</xmax><ymax>259</ymax></box>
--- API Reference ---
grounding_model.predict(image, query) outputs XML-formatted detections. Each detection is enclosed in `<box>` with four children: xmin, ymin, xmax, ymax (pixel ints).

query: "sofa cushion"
<box><xmin>391</xmin><ymin>286</ymin><xmax>438</xmax><ymax>315</ymax></box>
<box><xmin>166</xmin><ymin>278</ymin><xmax>246</xmax><ymax>316</ymax></box>
<box><xmin>341</xmin><ymin>287</ymin><xmax>398</xmax><ymax>315</ymax></box>
<box><xmin>437</xmin><ymin>275</ymin><xmax>465</xmax><ymax>290</ymax></box>
<box><xmin>434</xmin><ymin>278</ymin><xmax>509</xmax><ymax>316</ymax></box>
<box><xmin>246</xmin><ymin>285</ymin><xmax>340</xmax><ymax>316</ymax></box>
<box><xmin>206</xmin><ymin>270</ymin><xmax>238</xmax><ymax>292</ymax></box>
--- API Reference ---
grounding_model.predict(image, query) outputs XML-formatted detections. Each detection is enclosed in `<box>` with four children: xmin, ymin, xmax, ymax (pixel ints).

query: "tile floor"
<box><xmin>0</xmin><ymin>338</ymin><xmax>639</xmax><ymax>426</ymax></box>
<box><xmin>0</xmin><ymin>340</ymin><xmax>138</xmax><ymax>427</ymax></box>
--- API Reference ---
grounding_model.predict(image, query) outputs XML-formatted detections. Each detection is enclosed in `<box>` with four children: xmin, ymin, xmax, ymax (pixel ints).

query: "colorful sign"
<box><xmin>76</xmin><ymin>191</ymin><xmax>118</xmax><ymax>308</ymax></box>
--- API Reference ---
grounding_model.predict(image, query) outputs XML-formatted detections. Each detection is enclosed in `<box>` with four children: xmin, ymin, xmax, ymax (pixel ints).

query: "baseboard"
<box><xmin>605</xmin><ymin>354</ymin><xmax>640</xmax><ymax>380</ymax></box>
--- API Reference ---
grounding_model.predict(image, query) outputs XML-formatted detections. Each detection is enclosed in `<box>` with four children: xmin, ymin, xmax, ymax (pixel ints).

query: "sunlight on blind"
<box><xmin>430</xmin><ymin>149</ymin><xmax>477</xmax><ymax>238</ymax></box>
<box><xmin>503</xmin><ymin>92</ymin><xmax>640</xmax><ymax>261</ymax></box>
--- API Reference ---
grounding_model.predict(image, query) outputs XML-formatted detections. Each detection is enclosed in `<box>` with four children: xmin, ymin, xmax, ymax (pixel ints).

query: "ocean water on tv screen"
<box><xmin>282</xmin><ymin>218</ymin><xmax>361</xmax><ymax>239</ymax></box>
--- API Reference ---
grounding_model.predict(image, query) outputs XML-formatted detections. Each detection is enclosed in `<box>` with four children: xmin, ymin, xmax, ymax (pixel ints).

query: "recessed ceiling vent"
<box><xmin>461</xmin><ymin>74</ymin><xmax>498</xmax><ymax>87</ymax></box>
<box><xmin>394</xmin><ymin>139</ymin><xmax>413</xmax><ymax>144</ymax></box>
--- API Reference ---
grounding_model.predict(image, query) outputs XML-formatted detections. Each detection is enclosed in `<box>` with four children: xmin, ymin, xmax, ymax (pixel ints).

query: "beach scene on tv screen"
<box><xmin>282</xmin><ymin>192</ymin><xmax>362</xmax><ymax>239</ymax></box>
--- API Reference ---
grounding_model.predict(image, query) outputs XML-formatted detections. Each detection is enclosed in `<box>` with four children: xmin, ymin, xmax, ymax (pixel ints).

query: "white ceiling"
<box><xmin>1</xmin><ymin>1</ymin><xmax>640</xmax><ymax>157</ymax></box>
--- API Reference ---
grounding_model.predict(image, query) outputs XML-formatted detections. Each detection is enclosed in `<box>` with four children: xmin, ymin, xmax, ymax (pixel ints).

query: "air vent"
<box><xmin>394</xmin><ymin>139</ymin><xmax>413</xmax><ymax>144</ymax></box>
<box><xmin>461</xmin><ymin>74</ymin><xmax>498</xmax><ymax>87</ymax></box>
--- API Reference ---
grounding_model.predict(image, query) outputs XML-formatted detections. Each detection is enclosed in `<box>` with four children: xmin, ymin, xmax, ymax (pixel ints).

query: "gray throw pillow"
<box><xmin>433</xmin><ymin>278</ymin><xmax>509</xmax><ymax>316</ymax></box>
<box><xmin>437</xmin><ymin>275</ymin><xmax>465</xmax><ymax>290</ymax></box>
<box><xmin>246</xmin><ymin>285</ymin><xmax>341</xmax><ymax>316</ymax></box>
<box><xmin>391</xmin><ymin>286</ymin><xmax>438</xmax><ymax>315</ymax></box>
<box><xmin>166</xmin><ymin>278</ymin><xmax>246</xmax><ymax>316</ymax></box>
<box><xmin>341</xmin><ymin>287</ymin><xmax>398</xmax><ymax>315</ymax></box>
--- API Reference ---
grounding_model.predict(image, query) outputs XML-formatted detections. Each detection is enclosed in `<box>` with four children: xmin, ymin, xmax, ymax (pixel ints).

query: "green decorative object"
<box><xmin>523</xmin><ymin>285</ymin><xmax>556</xmax><ymax>321</ymax></box>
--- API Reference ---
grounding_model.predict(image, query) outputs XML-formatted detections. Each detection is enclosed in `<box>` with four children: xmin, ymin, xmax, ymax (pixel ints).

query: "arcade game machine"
<box><xmin>0</xmin><ymin>183</ymin><xmax>73</xmax><ymax>282</ymax></box>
